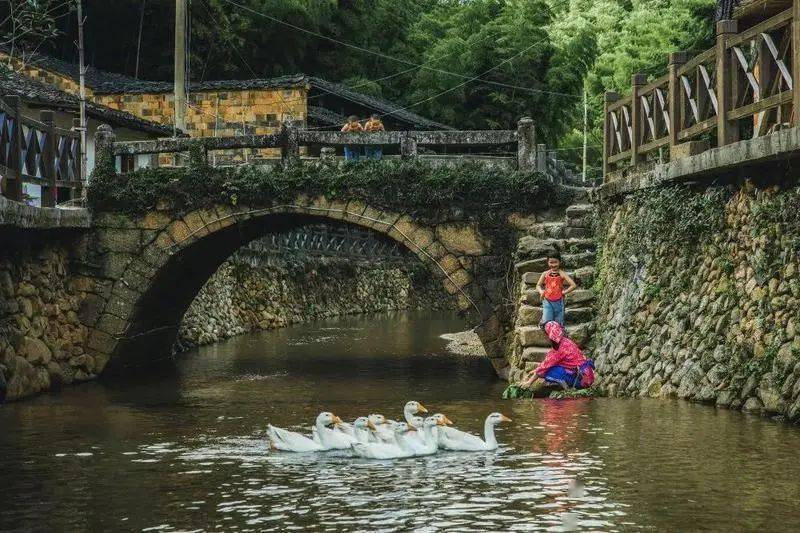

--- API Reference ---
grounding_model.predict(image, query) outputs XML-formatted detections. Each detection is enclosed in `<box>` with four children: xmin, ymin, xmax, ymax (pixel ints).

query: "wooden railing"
<box><xmin>604</xmin><ymin>9</ymin><xmax>800</xmax><ymax>179</ymax></box>
<box><xmin>0</xmin><ymin>95</ymin><xmax>83</xmax><ymax>207</ymax></box>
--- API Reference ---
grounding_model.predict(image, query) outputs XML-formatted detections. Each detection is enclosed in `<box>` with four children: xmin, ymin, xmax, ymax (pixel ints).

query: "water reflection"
<box><xmin>1</xmin><ymin>311</ymin><xmax>799</xmax><ymax>531</ymax></box>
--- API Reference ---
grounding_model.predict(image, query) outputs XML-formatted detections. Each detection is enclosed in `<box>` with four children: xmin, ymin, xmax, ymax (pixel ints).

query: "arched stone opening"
<box><xmin>87</xmin><ymin>201</ymin><xmax>506</xmax><ymax>376</ymax></box>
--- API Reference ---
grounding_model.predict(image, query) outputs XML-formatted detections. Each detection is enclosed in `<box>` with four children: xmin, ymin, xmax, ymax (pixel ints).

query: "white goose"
<box><xmin>268</xmin><ymin>412</ymin><xmax>343</xmax><ymax>452</ymax></box>
<box><xmin>312</xmin><ymin>416</ymin><xmax>375</xmax><ymax>446</ymax></box>
<box><xmin>351</xmin><ymin>422</ymin><xmax>418</xmax><ymax>460</ymax></box>
<box><xmin>403</xmin><ymin>400</ymin><xmax>428</xmax><ymax>424</ymax></box>
<box><xmin>438</xmin><ymin>412</ymin><xmax>512</xmax><ymax>451</ymax></box>
<box><xmin>408</xmin><ymin>416</ymin><xmax>449</xmax><ymax>456</ymax></box>
<box><xmin>368</xmin><ymin>414</ymin><xmax>389</xmax><ymax>443</ymax></box>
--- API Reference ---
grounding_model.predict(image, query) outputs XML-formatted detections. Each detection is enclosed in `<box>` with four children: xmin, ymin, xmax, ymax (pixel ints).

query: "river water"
<box><xmin>1</xmin><ymin>310</ymin><xmax>800</xmax><ymax>532</ymax></box>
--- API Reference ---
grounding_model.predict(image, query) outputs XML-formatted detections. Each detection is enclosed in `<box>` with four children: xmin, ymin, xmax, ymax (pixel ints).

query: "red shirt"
<box><xmin>536</xmin><ymin>337</ymin><xmax>588</xmax><ymax>377</ymax></box>
<box><xmin>543</xmin><ymin>270</ymin><xmax>564</xmax><ymax>301</ymax></box>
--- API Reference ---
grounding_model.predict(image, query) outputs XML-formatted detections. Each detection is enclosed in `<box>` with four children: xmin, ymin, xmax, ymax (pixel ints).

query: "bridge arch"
<box><xmin>86</xmin><ymin>196</ymin><xmax>510</xmax><ymax>377</ymax></box>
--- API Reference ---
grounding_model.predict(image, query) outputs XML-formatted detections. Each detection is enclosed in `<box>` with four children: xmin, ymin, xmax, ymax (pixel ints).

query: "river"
<box><xmin>1</xmin><ymin>310</ymin><xmax>799</xmax><ymax>532</ymax></box>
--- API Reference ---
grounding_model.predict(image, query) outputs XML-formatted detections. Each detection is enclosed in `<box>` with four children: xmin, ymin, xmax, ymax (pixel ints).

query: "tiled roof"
<box><xmin>0</xmin><ymin>67</ymin><xmax>174</xmax><ymax>135</ymax></box>
<box><xmin>5</xmin><ymin>48</ymin><xmax>451</xmax><ymax>130</ymax></box>
<box><xmin>306</xmin><ymin>105</ymin><xmax>347</xmax><ymax>127</ymax></box>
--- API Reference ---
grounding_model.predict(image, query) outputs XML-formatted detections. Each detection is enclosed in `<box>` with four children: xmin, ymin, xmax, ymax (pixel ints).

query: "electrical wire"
<box><xmin>219</xmin><ymin>0</ymin><xmax>581</xmax><ymax>99</ymax></box>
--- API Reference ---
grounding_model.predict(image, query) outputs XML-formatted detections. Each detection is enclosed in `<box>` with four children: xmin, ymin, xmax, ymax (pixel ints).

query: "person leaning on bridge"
<box><xmin>341</xmin><ymin>115</ymin><xmax>364</xmax><ymax>161</ymax></box>
<box><xmin>363</xmin><ymin>114</ymin><xmax>385</xmax><ymax>160</ymax></box>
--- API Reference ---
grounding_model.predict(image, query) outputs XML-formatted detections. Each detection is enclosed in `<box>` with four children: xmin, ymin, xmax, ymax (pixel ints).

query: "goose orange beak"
<box><xmin>500</xmin><ymin>414</ymin><xmax>512</xmax><ymax>422</ymax></box>
<box><xmin>443</xmin><ymin>416</ymin><xmax>453</xmax><ymax>425</ymax></box>
<box><xmin>333</xmin><ymin>416</ymin><xmax>343</xmax><ymax>425</ymax></box>
<box><xmin>418</xmin><ymin>404</ymin><xmax>428</xmax><ymax>413</ymax></box>
<box><xmin>367</xmin><ymin>420</ymin><xmax>377</xmax><ymax>431</ymax></box>
<box><xmin>408</xmin><ymin>425</ymin><xmax>418</xmax><ymax>432</ymax></box>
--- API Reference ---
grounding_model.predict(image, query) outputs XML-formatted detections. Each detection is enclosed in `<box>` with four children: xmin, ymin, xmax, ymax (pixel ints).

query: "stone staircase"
<box><xmin>506</xmin><ymin>202</ymin><xmax>597</xmax><ymax>384</ymax></box>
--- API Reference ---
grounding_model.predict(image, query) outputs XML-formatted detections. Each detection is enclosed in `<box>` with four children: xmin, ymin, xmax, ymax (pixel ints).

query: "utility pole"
<box><xmin>135</xmin><ymin>0</ymin><xmax>146</xmax><ymax>79</ymax></box>
<box><xmin>582</xmin><ymin>85</ymin><xmax>588</xmax><ymax>183</ymax></box>
<box><xmin>174</xmin><ymin>0</ymin><xmax>187</xmax><ymax>135</ymax></box>
<box><xmin>77</xmin><ymin>0</ymin><xmax>87</xmax><ymax>182</ymax></box>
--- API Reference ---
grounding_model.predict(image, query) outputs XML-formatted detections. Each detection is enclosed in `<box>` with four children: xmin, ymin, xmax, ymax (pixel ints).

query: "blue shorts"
<box><xmin>541</xmin><ymin>298</ymin><xmax>564</xmax><ymax>326</ymax></box>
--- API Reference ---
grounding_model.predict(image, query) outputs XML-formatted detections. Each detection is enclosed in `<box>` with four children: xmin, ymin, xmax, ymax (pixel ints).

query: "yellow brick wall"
<box><xmin>94</xmin><ymin>87</ymin><xmax>308</xmax><ymax>159</ymax></box>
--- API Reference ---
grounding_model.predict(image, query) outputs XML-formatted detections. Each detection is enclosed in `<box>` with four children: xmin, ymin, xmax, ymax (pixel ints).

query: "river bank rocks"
<box><xmin>176</xmin><ymin>254</ymin><xmax>455</xmax><ymax>351</ymax></box>
<box><xmin>0</xmin><ymin>242</ymin><xmax>93</xmax><ymax>401</ymax></box>
<box><xmin>594</xmin><ymin>181</ymin><xmax>800</xmax><ymax>421</ymax></box>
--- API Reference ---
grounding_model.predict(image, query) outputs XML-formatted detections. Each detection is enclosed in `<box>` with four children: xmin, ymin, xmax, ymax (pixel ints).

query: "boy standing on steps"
<box><xmin>536</xmin><ymin>253</ymin><xmax>576</xmax><ymax>327</ymax></box>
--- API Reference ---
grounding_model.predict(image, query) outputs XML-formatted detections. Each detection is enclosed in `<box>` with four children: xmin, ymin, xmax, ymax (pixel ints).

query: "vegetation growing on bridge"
<box><xmin>87</xmin><ymin>159</ymin><xmax>573</xmax><ymax>219</ymax></box>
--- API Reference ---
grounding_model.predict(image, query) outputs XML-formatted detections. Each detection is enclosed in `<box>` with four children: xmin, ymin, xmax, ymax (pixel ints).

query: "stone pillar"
<box><xmin>516</xmin><ymin>117</ymin><xmax>536</xmax><ymax>172</ymax></box>
<box><xmin>281</xmin><ymin>118</ymin><xmax>300</xmax><ymax>168</ymax></box>
<box><xmin>400</xmin><ymin>132</ymin><xmax>417</xmax><ymax>159</ymax></box>
<box><xmin>94</xmin><ymin>124</ymin><xmax>117</xmax><ymax>177</ymax></box>
<box><xmin>187</xmin><ymin>140</ymin><xmax>209</xmax><ymax>171</ymax></box>
<box><xmin>536</xmin><ymin>143</ymin><xmax>547</xmax><ymax>173</ymax></box>
<box><xmin>320</xmin><ymin>146</ymin><xmax>336</xmax><ymax>163</ymax></box>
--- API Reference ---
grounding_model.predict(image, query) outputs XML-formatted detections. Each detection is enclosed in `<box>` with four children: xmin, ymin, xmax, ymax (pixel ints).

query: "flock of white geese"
<box><xmin>267</xmin><ymin>401</ymin><xmax>512</xmax><ymax>459</ymax></box>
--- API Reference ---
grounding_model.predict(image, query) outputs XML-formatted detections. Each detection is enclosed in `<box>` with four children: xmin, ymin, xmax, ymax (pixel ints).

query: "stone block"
<box><xmin>408</xmin><ymin>227</ymin><xmax>435</xmax><ymax>251</ymax></box>
<box><xmin>137</xmin><ymin>211</ymin><xmax>172</xmax><ymax>230</ymax></box>
<box><xmin>95</xmin><ymin>228</ymin><xmax>143</xmax><ymax>254</ymax></box>
<box><xmin>166</xmin><ymin>220</ymin><xmax>193</xmax><ymax>247</ymax></box>
<box><xmin>86</xmin><ymin>328</ymin><xmax>117</xmax><ymax>355</ymax></box>
<box><xmin>517</xmin><ymin>305</ymin><xmax>541</xmax><ymax>326</ymax></box>
<box><xmin>439</xmin><ymin>254</ymin><xmax>462</xmax><ymax>275</ymax></box>
<box><xmin>670</xmin><ymin>140</ymin><xmax>709</xmax><ymax>160</ymax></box>
<box><xmin>16</xmin><ymin>336</ymin><xmax>52</xmax><ymax>365</ymax></box>
<box><xmin>522</xmin><ymin>271</ymin><xmax>539</xmax><ymax>285</ymax></box>
<box><xmin>435</xmin><ymin>224</ymin><xmax>487</xmax><ymax>255</ymax></box>
<box><xmin>182</xmin><ymin>211</ymin><xmax>210</xmax><ymax>240</ymax></box>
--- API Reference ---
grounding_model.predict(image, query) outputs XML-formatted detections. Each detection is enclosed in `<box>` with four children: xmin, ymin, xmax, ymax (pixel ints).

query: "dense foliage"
<box><xmin>87</xmin><ymin>158</ymin><xmax>573</xmax><ymax>217</ymax></box>
<box><xmin>3</xmin><ymin>0</ymin><xmax>717</xmax><ymax>177</ymax></box>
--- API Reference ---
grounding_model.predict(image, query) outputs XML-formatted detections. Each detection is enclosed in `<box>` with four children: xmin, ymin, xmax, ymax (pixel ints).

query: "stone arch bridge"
<box><xmin>1</xmin><ymin>120</ymin><xmax>588</xmax><ymax>400</ymax></box>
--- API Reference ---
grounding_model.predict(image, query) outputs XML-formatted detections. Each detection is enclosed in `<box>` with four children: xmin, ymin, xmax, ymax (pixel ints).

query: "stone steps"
<box><xmin>515</xmin><ymin>237</ymin><xmax>596</xmax><ymax>261</ymax></box>
<box><xmin>518</xmin><ymin>322</ymin><xmax>592</xmax><ymax>348</ymax></box>
<box><xmin>520</xmin><ymin>267</ymin><xmax>595</xmax><ymax>289</ymax></box>
<box><xmin>522</xmin><ymin>288</ymin><xmax>595</xmax><ymax>306</ymax></box>
<box><xmin>520</xmin><ymin>346</ymin><xmax>550</xmax><ymax>363</ymax></box>
<box><xmin>516</xmin><ymin>305</ymin><xmax>594</xmax><ymax>327</ymax></box>
<box><xmin>514</xmin><ymin>251</ymin><xmax>596</xmax><ymax>273</ymax></box>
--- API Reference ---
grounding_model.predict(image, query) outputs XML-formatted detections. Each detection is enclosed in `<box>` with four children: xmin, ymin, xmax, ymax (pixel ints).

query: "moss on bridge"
<box><xmin>87</xmin><ymin>159</ymin><xmax>573</xmax><ymax>219</ymax></box>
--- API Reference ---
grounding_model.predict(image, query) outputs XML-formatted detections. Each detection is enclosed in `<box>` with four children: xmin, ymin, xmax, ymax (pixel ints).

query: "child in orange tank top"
<box><xmin>536</xmin><ymin>253</ymin><xmax>576</xmax><ymax>327</ymax></box>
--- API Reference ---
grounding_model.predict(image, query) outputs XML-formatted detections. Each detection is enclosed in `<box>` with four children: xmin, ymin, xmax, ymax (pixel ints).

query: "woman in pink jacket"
<box><xmin>520</xmin><ymin>321</ymin><xmax>595</xmax><ymax>390</ymax></box>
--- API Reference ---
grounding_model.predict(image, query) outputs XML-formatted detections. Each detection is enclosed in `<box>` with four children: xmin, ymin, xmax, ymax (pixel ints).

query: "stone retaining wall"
<box><xmin>594</xmin><ymin>180</ymin><xmax>800</xmax><ymax>420</ymax></box>
<box><xmin>0</xmin><ymin>239</ymin><xmax>94</xmax><ymax>401</ymax></box>
<box><xmin>176</xmin><ymin>254</ymin><xmax>455</xmax><ymax>350</ymax></box>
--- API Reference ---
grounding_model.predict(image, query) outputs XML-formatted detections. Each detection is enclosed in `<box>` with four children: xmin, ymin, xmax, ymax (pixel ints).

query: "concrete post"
<box><xmin>320</xmin><ymin>146</ymin><xmax>335</xmax><ymax>163</ymax></box>
<box><xmin>400</xmin><ymin>132</ymin><xmax>417</xmax><ymax>159</ymax></box>
<box><xmin>94</xmin><ymin>124</ymin><xmax>117</xmax><ymax>177</ymax></box>
<box><xmin>516</xmin><ymin>117</ymin><xmax>536</xmax><ymax>172</ymax></box>
<box><xmin>536</xmin><ymin>143</ymin><xmax>547</xmax><ymax>172</ymax></box>
<box><xmin>281</xmin><ymin>118</ymin><xmax>300</xmax><ymax>168</ymax></box>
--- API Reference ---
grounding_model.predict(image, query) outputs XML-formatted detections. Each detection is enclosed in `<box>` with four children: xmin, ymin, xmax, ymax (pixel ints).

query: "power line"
<box><xmin>218</xmin><ymin>0</ymin><xmax>581</xmax><ymax>99</ymax></box>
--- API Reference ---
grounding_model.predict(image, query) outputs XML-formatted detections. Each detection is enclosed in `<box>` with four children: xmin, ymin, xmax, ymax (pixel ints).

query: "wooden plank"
<box><xmin>608</xmin><ymin>149</ymin><xmax>632</xmax><ymax>164</ymax></box>
<box><xmin>639</xmin><ymin>136</ymin><xmax>670</xmax><ymax>154</ymax></box>
<box><xmin>727</xmin><ymin>89</ymin><xmax>792</xmax><ymax>120</ymax></box>
<box><xmin>677</xmin><ymin>48</ymin><xmax>717</xmax><ymax>77</ymax></box>
<box><xmin>631</xmin><ymin>73</ymin><xmax>646</xmax><ymax>165</ymax></box>
<box><xmin>639</xmin><ymin>74</ymin><xmax>670</xmax><ymax>96</ymax></box>
<box><xmin>726</xmin><ymin>8</ymin><xmax>792</xmax><ymax>49</ymax></box>
<box><xmin>607</xmin><ymin>96</ymin><xmax>632</xmax><ymax>112</ymax></box>
<box><xmin>793</xmin><ymin>0</ymin><xmax>800</xmax><ymax>124</ymax></box>
<box><xmin>669</xmin><ymin>52</ymin><xmax>688</xmax><ymax>147</ymax></box>
<box><xmin>678</xmin><ymin>116</ymin><xmax>717</xmax><ymax>141</ymax></box>
<box><xmin>717</xmin><ymin>20</ymin><xmax>739</xmax><ymax>146</ymax></box>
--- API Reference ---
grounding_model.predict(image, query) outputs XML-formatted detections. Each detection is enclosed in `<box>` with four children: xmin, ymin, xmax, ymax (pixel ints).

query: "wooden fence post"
<box><xmin>6</xmin><ymin>96</ymin><xmax>23</xmax><ymax>202</ymax></box>
<box><xmin>40</xmin><ymin>110</ymin><xmax>56</xmax><ymax>208</ymax></box>
<box><xmin>716</xmin><ymin>20</ymin><xmax>739</xmax><ymax>147</ymax></box>
<box><xmin>516</xmin><ymin>117</ymin><xmax>536</xmax><ymax>172</ymax></box>
<box><xmin>400</xmin><ymin>132</ymin><xmax>417</xmax><ymax>159</ymax></box>
<box><xmin>603</xmin><ymin>91</ymin><xmax>620</xmax><ymax>179</ymax></box>
<box><xmin>668</xmin><ymin>52</ymin><xmax>688</xmax><ymax>149</ymax></box>
<box><xmin>630</xmin><ymin>73</ymin><xmax>646</xmax><ymax>166</ymax></box>
<box><xmin>793</xmin><ymin>0</ymin><xmax>800</xmax><ymax>125</ymax></box>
